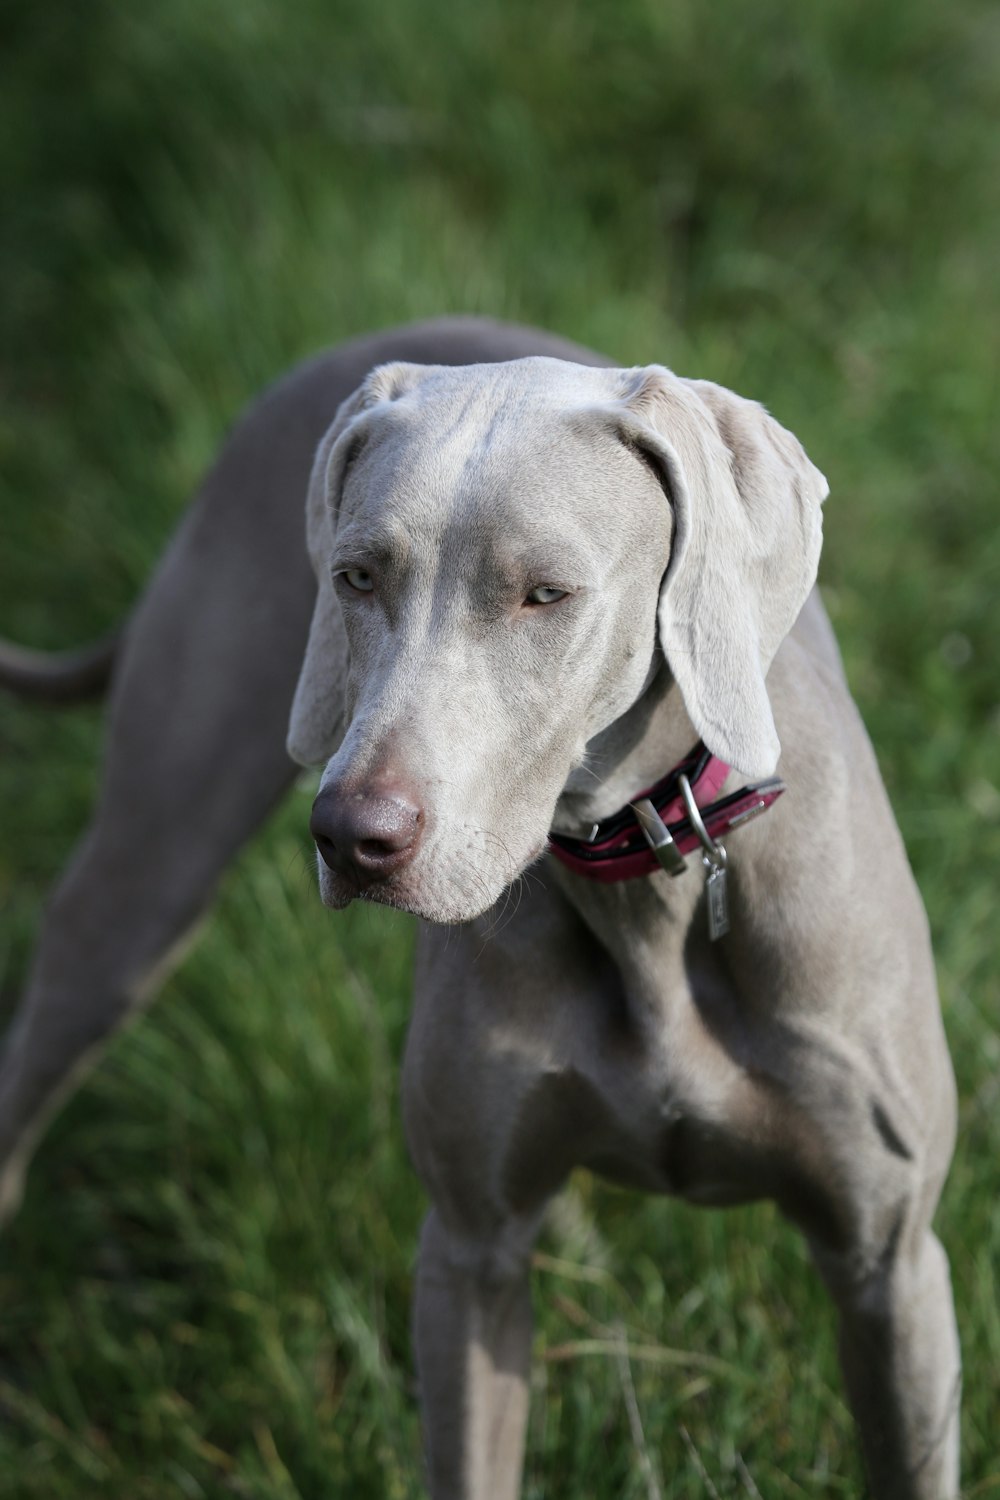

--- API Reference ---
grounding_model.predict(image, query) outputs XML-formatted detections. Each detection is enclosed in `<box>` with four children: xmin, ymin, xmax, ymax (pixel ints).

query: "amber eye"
<box><xmin>525</xmin><ymin>585</ymin><xmax>568</xmax><ymax>606</ymax></box>
<box><xmin>340</xmin><ymin>568</ymin><xmax>374</xmax><ymax>593</ymax></box>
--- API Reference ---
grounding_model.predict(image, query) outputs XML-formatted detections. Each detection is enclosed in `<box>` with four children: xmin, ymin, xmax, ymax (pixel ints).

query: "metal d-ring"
<box><xmin>677</xmin><ymin>773</ymin><xmax>727</xmax><ymax>871</ymax></box>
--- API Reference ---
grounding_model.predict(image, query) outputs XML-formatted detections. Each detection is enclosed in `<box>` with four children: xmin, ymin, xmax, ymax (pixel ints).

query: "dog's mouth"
<box><xmin>315</xmin><ymin>839</ymin><xmax>548</xmax><ymax>924</ymax></box>
<box><xmin>321</xmin><ymin>872</ymin><xmax>414</xmax><ymax>916</ymax></box>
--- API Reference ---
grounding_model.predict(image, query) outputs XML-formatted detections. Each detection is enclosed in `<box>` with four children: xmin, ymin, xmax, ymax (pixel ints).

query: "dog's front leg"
<box><xmin>812</xmin><ymin>1224</ymin><xmax>961</xmax><ymax>1499</ymax></box>
<box><xmin>413</xmin><ymin>1207</ymin><xmax>540</xmax><ymax>1500</ymax></box>
<box><xmin>404</xmin><ymin>899</ymin><xmax>598</xmax><ymax>1500</ymax></box>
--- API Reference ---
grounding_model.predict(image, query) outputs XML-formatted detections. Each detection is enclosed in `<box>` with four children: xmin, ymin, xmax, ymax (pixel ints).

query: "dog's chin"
<box><xmin>315</xmin><ymin>866</ymin><xmax>359</xmax><ymax>912</ymax></box>
<box><xmin>316</xmin><ymin>843</ymin><xmax>546</xmax><ymax>925</ymax></box>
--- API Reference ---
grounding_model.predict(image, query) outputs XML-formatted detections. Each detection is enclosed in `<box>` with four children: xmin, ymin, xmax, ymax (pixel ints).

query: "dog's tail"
<box><xmin>0</xmin><ymin>627</ymin><xmax>122</xmax><ymax>704</ymax></box>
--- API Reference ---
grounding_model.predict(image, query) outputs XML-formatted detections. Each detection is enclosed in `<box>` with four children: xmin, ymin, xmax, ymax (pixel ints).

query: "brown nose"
<box><xmin>310</xmin><ymin>782</ymin><xmax>423</xmax><ymax>887</ymax></box>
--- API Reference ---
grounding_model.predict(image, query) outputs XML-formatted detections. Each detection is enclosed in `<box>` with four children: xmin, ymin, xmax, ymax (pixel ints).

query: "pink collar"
<box><xmin>548</xmin><ymin>742</ymin><xmax>784</xmax><ymax>883</ymax></box>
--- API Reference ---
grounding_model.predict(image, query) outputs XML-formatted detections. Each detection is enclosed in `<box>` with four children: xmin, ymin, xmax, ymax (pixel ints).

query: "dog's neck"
<box><xmin>552</xmin><ymin>657</ymin><xmax>704</xmax><ymax>836</ymax></box>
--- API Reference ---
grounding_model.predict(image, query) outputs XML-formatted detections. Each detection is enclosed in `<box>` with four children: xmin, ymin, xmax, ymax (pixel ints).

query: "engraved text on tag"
<box><xmin>706</xmin><ymin>862</ymin><xmax>730</xmax><ymax>941</ymax></box>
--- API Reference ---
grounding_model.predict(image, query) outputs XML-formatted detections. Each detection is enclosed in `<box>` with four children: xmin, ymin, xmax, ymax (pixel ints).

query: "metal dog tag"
<box><xmin>705</xmin><ymin>858</ymin><xmax>729</xmax><ymax>941</ymax></box>
<box><xmin>677</xmin><ymin>771</ymin><xmax>730</xmax><ymax>941</ymax></box>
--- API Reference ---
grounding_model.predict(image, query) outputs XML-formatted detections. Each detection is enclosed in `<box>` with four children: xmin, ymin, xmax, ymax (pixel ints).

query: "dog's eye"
<box><xmin>525</xmin><ymin>585</ymin><xmax>568</xmax><ymax>606</ymax></box>
<box><xmin>340</xmin><ymin>568</ymin><xmax>374</xmax><ymax>593</ymax></box>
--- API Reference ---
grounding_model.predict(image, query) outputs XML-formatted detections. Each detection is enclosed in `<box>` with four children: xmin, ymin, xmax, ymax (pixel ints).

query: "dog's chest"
<box><xmin>406</xmin><ymin>886</ymin><xmax>792</xmax><ymax>1224</ymax></box>
<box><xmin>494</xmin><ymin>952</ymin><xmax>773</xmax><ymax>1212</ymax></box>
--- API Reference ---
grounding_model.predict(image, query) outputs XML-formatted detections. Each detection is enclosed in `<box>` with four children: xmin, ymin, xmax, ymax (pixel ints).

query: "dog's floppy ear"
<box><xmin>617</xmin><ymin>368</ymin><xmax>828</xmax><ymax>777</ymax></box>
<box><xmin>286</xmin><ymin>363</ymin><xmax>423</xmax><ymax>766</ymax></box>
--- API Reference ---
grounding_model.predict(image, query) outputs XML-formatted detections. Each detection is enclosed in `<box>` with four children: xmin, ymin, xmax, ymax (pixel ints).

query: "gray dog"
<box><xmin>0</xmin><ymin>318</ymin><xmax>960</xmax><ymax>1497</ymax></box>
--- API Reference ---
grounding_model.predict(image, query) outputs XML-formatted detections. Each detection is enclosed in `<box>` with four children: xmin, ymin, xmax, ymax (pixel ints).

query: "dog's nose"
<box><xmin>310</xmin><ymin>782</ymin><xmax>423</xmax><ymax>886</ymax></box>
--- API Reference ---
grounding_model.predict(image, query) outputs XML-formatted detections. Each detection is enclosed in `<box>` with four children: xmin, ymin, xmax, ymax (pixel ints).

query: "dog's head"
<box><xmin>288</xmin><ymin>357</ymin><xmax>827</xmax><ymax>923</ymax></box>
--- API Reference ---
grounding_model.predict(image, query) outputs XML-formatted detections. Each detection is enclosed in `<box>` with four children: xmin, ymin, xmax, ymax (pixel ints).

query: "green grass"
<box><xmin>1</xmin><ymin>0</ymin><xmax>998</xmax><ymax>1493</ymax></box>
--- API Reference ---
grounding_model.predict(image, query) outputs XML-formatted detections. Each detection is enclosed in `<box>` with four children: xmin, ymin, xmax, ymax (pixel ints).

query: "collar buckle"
<box><xmin>630</xmin><ymin>797</ymin><xmax>688</xmax><ymax>875</ymax></box>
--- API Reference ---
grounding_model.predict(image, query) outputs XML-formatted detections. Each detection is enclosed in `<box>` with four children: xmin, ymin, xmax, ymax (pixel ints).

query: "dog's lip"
<box><xmin>316</xmin><ymin>864</ymin><xmax>360</xmax><ymax>910</ymax></box>
<box><xmin>317</xmin><ymin>836</ymin><xmax>550</xmax><ymax>921</ymax></box>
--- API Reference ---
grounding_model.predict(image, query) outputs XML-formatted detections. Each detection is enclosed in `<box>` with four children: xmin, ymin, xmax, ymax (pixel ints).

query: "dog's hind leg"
<box><xmin>0</xmin><ymin>368</ymin><xmax>325</xmax><ymax>1224</ymax></box>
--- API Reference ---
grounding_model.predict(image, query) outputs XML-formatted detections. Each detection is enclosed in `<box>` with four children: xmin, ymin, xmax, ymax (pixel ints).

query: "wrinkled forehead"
<box><xmin>336</xmin><ymin>358</ymin><xmax>661</xmax><ymax>561</ymax></box>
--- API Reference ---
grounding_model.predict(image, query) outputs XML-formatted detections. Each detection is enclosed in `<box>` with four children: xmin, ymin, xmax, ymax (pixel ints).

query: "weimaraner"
<box><xmin>0</xmin><ymin>317</ymin><xmax>960</xmax><ymax>1497</ymax></box>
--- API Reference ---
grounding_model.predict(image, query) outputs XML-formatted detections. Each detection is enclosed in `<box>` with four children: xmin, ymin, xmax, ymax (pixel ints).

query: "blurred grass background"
<box><xmin>1</xmin><ymin>0</ymin><xmax>998</xmax><ymax>1494</ymax></box>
